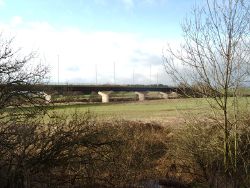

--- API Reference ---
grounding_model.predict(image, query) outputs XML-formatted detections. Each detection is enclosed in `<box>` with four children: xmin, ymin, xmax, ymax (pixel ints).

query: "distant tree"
<box><xmin>0</xmin><ymin>33</ymin><xmax>49</xmax><ymax>116</ymax></box>
<box><xmin>164</xmin><ymin>0</ymin><xmax>250</xmax><ymax>185</ymax></box>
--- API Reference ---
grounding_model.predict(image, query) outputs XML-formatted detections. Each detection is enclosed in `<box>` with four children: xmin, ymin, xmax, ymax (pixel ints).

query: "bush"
<box><xmin>169</xmin><ymin>114</ymin><xmax>250</xmax><ymax>188</ymax></box>
<box><xmin>0</xmin><ymin>112</ymin><xmax>169</xmax><ymax>188</ymax></box>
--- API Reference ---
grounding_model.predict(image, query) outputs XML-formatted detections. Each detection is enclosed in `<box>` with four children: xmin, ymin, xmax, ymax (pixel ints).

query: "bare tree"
<box><xmin>163</xmin><ymin>0</ymin><xmax>250</xmax><ymax>184</ymax></box>
<box><xmin>0</xmin><ymin>33</ymin><xmax>49</xmax><ymax>116</ymax></box>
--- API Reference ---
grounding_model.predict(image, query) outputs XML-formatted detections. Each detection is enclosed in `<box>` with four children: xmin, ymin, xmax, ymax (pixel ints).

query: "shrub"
<box><xmin>169</xmin><ymin>114</ymin><xmax>250</xmax><ymax>188</ymax></box>
<box><xmin>0</xmin><ymin>112</ymin><xmax>169</xmax><ymax>188</ymax></box>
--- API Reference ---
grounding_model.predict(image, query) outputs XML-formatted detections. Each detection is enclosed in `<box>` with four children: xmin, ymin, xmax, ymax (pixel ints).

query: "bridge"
<box><xmin>44</xmin><ymin>84</ymin><xmax>179</xmax><ymax>103</ymax></box>
<box><xmin>44</xmin><ymin>84</ymin><xmax>178</xmax><ymax>103</ymax></box>
<box><xmin>1</xmin><ymin>84</ymin><xmax>178</xmax><ymax>103</ymax></box>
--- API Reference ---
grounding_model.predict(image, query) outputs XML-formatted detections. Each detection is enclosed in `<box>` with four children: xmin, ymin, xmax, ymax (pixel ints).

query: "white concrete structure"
<box><xmin>44</xmin><ymin>93</ymin><xmax>51</xmax><ymax>103</ymax></box>
<box><xmin>38</xmin><ymin>92</ymin><xmax>51</xmax><ymax>103</ymax></box>
<box><xmin>169</xmin><ymin>91</ymin><xmax>179</xmax><ymax>99</ymax></box>
<box><xmin>98</xmin><ymin>91</ymin><xmax>112</xmax><ymax>103</ymax></box>
<box><xmin>135</xmin><ymin>92</ymin><xmax>145</xmax><ymax>101</ymax></box>
<box><xmin>159</xmin><ymin>92</ymin><xmax>169</xmax><ymax>99</ymax></box>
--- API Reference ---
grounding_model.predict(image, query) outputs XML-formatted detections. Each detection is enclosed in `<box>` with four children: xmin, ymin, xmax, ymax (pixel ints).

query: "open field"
<box><xmin>49</xmin><ymin>97</ymin><xmax>250</xmax><ymax>124</ymax></box>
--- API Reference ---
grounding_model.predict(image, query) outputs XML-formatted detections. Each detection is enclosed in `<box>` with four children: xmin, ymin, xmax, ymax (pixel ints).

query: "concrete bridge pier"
<box><xmin>44</xmin><ymin>93</ymin><xmax>52</xmax><ymax>103</ymax></box>
<box><xmin>135</xmin><ymin>92</ymin><xmax>146</xmax><ymax>101</ymax></box>
<box><xmin>38</xmin><ymin>92</ymin><xmax>51</xmax><ymax>103</ymax></box>
<box><xmin>168</xmin><ymin>91</ymin><xmax>179</xmax><ymax>99</ymax></box>
<box><xmin>159</xmin><ymin>92</ymin><xmax>169</xmax><ymax>99</ymax></box>
<box><xmin>98</xmin><ymin>91</ymin><xmax>112</xmax><ymax>103</ymax></box>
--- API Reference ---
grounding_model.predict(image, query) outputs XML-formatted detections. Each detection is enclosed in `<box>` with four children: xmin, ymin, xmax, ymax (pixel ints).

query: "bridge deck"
<box><xmin>0</xmin><ymin>84</ymin><xmax>177</xmax><ymax>94</ymax></box>
<box><xmin>44</xmin><ymin>85</ymin><xmax>177</xmax><ymax>94</ymax></box>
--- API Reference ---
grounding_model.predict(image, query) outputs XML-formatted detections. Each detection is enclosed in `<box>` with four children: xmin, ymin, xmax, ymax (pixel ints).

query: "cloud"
<box><xmin>0</xmin><ymin>17</ymin><xmax>177</xmax><ymax>85</ymax></box>
<box><xmin>131</xmin><ymin>50</ymin><xmax>162</xmax><ymax>66</ymax></box>
<box><xmin>10</xmin><ymin>16</ymin><xmax>23</xmax><ymax>27</ymax></box>
<box><xmin>66</xmin><ymin>65</ymin><xmax>81</xmax><ymax>72</ymax></box>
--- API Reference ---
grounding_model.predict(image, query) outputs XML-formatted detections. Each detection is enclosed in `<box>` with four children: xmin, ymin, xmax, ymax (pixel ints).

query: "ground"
<box><xmin>48</xmin><ymin>97</ymin><xmax>250</xmax><ymax>125</ymax></box>
<box><xmin>48</xmin><ymin>98</ymin><xmax>204</xmax><ymax>124</ymax></box>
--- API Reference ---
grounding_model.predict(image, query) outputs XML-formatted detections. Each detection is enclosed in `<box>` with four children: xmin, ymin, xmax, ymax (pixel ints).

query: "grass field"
<box><xmin>48</xmin><ymin>98</ymin><xmax>206</xmax><ymax>123</ymax></box>
<box><xmin>49</xmin><ymin>97</ymin><xmax>250</xmax><ymax>124</ymax></box>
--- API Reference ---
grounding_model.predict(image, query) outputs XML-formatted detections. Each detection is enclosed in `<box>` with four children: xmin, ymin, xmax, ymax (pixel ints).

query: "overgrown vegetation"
<box><xmin>164</xmin><ymin>0</ymin><xmax>250</xmax><ymax>187</ymax></box>
<box><xmin>166</xmin><ymin>113</ymin><xmax>250</xmax><ymax>187</ymax></box>
<box><xmin>0</xmin><ymin>112</ymin><xmax>170</xmax><ymax>188</ymax></box>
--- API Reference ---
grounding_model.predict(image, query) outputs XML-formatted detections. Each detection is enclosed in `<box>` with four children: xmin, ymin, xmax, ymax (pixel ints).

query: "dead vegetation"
<box><xmin>0</xmin><ymin>112</ymin><xmax>171</xmax><ymax>188</ymax></box>
<box><xmin>166</xmin><ymin>114</ymin><xmax>250</xmax><ymax>188</ymax></box>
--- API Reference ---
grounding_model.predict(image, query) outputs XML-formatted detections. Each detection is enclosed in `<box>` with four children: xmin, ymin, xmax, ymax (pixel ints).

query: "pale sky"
<box><xmin>0</xmin><ymin>0</ymin><xmax>201</xmax><ymax>85</ymax></box>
